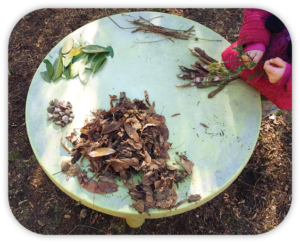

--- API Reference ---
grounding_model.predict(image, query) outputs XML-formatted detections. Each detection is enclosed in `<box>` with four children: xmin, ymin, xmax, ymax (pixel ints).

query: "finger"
<box><xmin>253</xmin><ymin>52</ymin><xmax>262</xmax><ymax>64</ymax></box>
<box><xmin>269</xmin><ymin>57</ymin><xmax>285</xmax><ymax>68</ymax></box>
<box><xmin>241</xmin><ymin>54</ymin><xmax>250</xmax><ymax>62</ymax></box>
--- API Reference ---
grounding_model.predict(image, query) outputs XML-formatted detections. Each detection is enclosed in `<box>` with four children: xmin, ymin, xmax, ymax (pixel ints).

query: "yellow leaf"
<box><xmin>68</xmin><ymin>46</ymin><xmax>83</xmax><ymax>56</ymax></box>
<box><xmin>88</xmin><ymin>148</ymin><xmax>116</xmax><ymax>157</ymax></box>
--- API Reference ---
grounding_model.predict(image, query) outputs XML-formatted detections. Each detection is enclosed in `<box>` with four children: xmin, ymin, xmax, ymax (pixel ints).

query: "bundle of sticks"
<box><xmin>176</xmin><ymin>47</ymin><xmax>239</xmax><ymax>98</ymax></box>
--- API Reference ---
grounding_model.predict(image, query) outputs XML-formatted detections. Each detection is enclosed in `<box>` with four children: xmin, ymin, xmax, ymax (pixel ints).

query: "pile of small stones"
<box><xmin>47</xmin><ymin>99</ymin><xmax>74</xmax><ymax>127</ymax></box>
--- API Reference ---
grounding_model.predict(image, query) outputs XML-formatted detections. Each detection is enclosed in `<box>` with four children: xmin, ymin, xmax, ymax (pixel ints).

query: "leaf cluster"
<box><xmin>40</xmin><ymin>35</ymin><xmax>114</xmax><ymax>85</ymax></box>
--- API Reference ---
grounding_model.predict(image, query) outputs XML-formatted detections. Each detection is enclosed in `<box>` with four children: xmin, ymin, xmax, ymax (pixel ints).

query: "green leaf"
<box><xmin>63</xmin><ymin>54</ymin><xmax>73</xmax><ymax>67</ymax></box>
<box><xmin>78</xmin><ymin>34</ymin><xmax>90</xmax><ymax>46</ymax></box>
<box><xmin>41</xmin><ymin>71</ymin><xmax>51</xmax><ymax>82</ymax></box>
<box><xmin>63</xmin><ymin>64</ymin><xmax>71</xmax><ymax>80</ymax></box>
<box><xmin>62</xmin><ymin>38</ymin><xmax>74</xmax><ymax>54</ymax></box>
<box><xmin>91</xmin><ymin>53</ymin><xmax>107</xmax><ymax>74</ymax></box>
<box><xmin>105</xmin><ymin>46</ymin><xmax>114</xmax><ymax>58</ymax></box>
<box><xmin>79</xmin><ymin>55</ymin><xmax>91</xmax><ymax>84</ymax></box>
<box><xmin>72</xmin><ymin>52</ymin><xmax>85</xmax><ymax>63</ymax></box>
<box><xmin>52</xmin><ymin>50</ymin><xmax>63</xmax><ymax>81</ymax></box>
<box><xmin>70</xmin><ymin>54</ymin><xmax>87</xmax><ymax>79</ymax></box>
<box><xmin>43</xmin><ymin>59</ymin><xmax>53</xmax><ymax>80</ymax></box>
<box><xmin>81</xmin><ymin>45</ymin><xmax>109</xmax><ymax>54</ymax></box>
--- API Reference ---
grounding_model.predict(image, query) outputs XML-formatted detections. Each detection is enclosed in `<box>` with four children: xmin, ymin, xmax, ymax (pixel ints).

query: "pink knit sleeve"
<box><xmin>238</xmin><ymin>9</ymin><xmax>272</xmax><ymax>46</ymax></box>
<box><xmin>244</xmin><ymin>43</ymin><xmax>266</xmax><ymax>52</ymax></box>
<box><xmin>278</xmin><ymin>63</ymin><xmax>292</xmax><ymax>87</ymax></box>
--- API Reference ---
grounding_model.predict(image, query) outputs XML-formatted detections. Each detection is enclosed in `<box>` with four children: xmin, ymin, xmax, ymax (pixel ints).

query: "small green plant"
<box><xmin>19</xmin><ymin>161</ymin><xmax>26</xmax><ymax>172</ymax></box>
<box><xmin>30</xmin><ymin>155</ymin><xmax>37</xmax><ymax>163</ymax></box>
<box><xmin>54</xmin><ymin>205</ymin><xmax>61</xmax><ymax>212</ymax></box>
<box><xmin>55</xmin><ymin>218</ymin><xmax>62</xmax><ymax>225</ymax></box>
<box><xmin>274</xmin><ymin>110</ymin><xmax>284</xmax><ymax>116</ymax></box>
<box><xmin>147</xmin><ymin>8</ymin><xmax>164</xmax><ymax>12</ymax></box>
<box><xmin>9</xmin><ymin>151</ymin><xmax>20</xmax><ymax>162</ymax></box>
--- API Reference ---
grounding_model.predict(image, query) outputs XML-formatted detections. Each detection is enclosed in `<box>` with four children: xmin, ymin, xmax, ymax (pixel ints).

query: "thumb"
<box><xmin>269</xmin><ymin>58</ymin><xmax>285</xmax><ymax>68</ymax></box>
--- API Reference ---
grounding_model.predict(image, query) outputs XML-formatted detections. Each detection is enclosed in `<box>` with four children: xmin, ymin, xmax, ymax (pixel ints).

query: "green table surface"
<box><xmin>26</xmin><ymin>12</ymin><xmax>261</xmax><ymax>220</ymax></box>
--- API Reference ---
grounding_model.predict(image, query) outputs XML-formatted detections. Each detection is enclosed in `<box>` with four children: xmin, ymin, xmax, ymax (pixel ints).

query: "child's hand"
<box><xmin>263</xmin><ymin>57</ymin><xmax>286</xmax><ymax>84</ymax></box>
<box><xmin>241</xmin><ymin>50</ymin><xmax>264</xmax><ymax>70</ymax></box>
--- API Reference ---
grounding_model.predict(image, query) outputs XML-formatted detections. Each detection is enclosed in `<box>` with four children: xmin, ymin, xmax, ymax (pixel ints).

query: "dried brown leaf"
<box><xmin>180</xmin><ymin>155</ymin><xmax>194</xmax><ymax>175</ymax></box>
<box><xmin>102</xmin><ymin>122</ymin><xmax>122</xmax><ymax>134</ymax></box>
<box><xmin>88</xmin><ymin>147</ymin><xmax>116</xmax><ymax>157</ymax></box>
<box><xmin>38</xmin><ymin>220</ymin><xmax>45</xmax><ymax>227</ymax></box>
<box><xmin>130</xmin><ymin>200</ymin><xmax>144</xmax><ymax>214</ymax></box>
<box><xmin>188</xmin><ymin>194</ymin><xmax>201</xmax><ymax>202</ymax></box>
<box><xmin>124</xmin><ymin>122</ymin><xmax>140</xmax><ymax>142</ymax></box>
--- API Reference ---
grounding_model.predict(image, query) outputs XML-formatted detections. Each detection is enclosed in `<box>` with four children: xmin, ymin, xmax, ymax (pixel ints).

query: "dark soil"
<box><xmin>8</xmin><ymin>8</ymin><xmax>292</xmax><ymax>235</ymax></box>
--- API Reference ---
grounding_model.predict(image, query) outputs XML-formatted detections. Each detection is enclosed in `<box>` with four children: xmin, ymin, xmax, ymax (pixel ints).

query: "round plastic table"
<box><xmin>26</xmin><ymin>12</ymin><xmax>261</xmax><ymax>228</ymax></box>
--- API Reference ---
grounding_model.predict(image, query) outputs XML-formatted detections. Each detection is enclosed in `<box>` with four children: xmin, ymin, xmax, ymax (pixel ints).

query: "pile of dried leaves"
<box><xmin>60</xmin><ymin>91</ymin><xmax>200</xmax><ymax>215</ymax></box>
<box><xmin>176</xmin><ymin>47</ymin><xmax>239</xmax><ymax>98</ymax></box>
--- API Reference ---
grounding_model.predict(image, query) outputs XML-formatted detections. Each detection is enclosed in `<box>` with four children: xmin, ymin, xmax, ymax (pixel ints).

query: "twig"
<box><xmin>68</xmin><ymin>225</ymin><xmax>100</xmax><ymax>235</ymax></box>
<box><xmin>171</xmin><ymin>141</ymin><xmax>185</xmax><ymax>150</ymax></box>
<box><xmin>238</xmin><ymin>179</ymin><xmax>265</xmax><ymax>191</ymax></box>
<box><xmin>60</xmin><ymin>137</ymin><xmax>72</xmax><ymax>154</ymax></box>
<box><xmin>108</xmin><ymin>16</ymin><xmax>136</xmax><ymax>29</ymax></box>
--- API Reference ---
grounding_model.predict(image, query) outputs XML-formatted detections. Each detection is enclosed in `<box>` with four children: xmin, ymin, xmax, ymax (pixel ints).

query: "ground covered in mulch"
<box><xmin>8</xmin><ymin>8</ymin><xmax>292</xmax><ymax>235</ymax></box>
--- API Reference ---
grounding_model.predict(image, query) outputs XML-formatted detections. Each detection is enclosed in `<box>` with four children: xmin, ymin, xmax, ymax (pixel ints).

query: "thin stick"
<box><xmin>68</xmin><ymin>225</ymin><xmax>100</xmax><ymax>235</ymax></box>
<box><xmin>238</xmin><ymin>179</ymin><xmax>265</xmax><ymax>191</ymax></box>
<box><xmin>53</xmin><ymin>171</ymin><xmax>63</xmax><ymax>176</ymax></box>
<box><xmin>60</xmin><ymin>137</ymin><xmax>72</xmax><ymax>154</ymax></box>
<box><xmin>108</xmin><ymin>16</ymin><xmax>136</xmax><ymax>29</ymax></box>
<box><xmin>171</xmin><ymin>141</ymin><xmax>185</xmax><ymax>150</ymax></box>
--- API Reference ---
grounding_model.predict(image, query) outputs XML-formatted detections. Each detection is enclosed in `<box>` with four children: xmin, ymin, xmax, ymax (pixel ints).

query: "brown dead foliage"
<box><xmin>61</xmin><ymin>91</ymin><xmax>198</xmax><ymax>214</ymax></box>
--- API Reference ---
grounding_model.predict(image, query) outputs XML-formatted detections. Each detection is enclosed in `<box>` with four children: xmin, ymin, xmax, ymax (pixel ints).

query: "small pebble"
<box><xmin>62</xmin><ymin>116</ymin><xmax>69</xmax><ymax>124</ymax></box>
<box><xmin>69</xmin><ymin>117</ymin><xmax>73</xmax><ymax>122</ymax></box>
<box><xmin>53</xmin><ymin>99</ymin><xmax>60</xmax><ymax>107</ymax></box>
<box><xmin>47</xmin><ymin>106</ymin><xmax>55</xmax><ymax>113</ymax></box>
<box><xmin>65</xmin><ymin>110</ymin><xmax>71</xmax><ymax>116</ymax></box>
<box><xmin>47</xmin><ymin>113</ymin><xmax>53</xmax><ymax>120</ymax></box>
<box><xmin>61</xmin><ymin>121</ymin><xmax>66</xmax><ymax>127</ymax></box>
<box><xmin>54</xmin><ymin>108</ymin><xmax>61</xmax><ymax>113</ymax></box>
<box><xmin>55</xmin><ymin>121</ymin><xmax>61</xmax><ymax>125</ymax></box>
<box><xmin>49</xmin><ymin>100</ymin><xmax>54</xmax><ymax>106</ymax></box>
<box><xmin>66</xmin><ymin>101</ymin><xmax>72</xmax><ymax>108</ymax></box>
<box><xmin>59</xmin><ymin>112</ymin><xmax>65</xmax><ymax>117</ymax></box>
<box><xmin>70</xmin><ymin>113</ymin><xmax>74</xmax><ymax>118</ymax></box>
<box><xmin>53</xmin><ymin>114</ymin><xmax>60</xmax><ymax>120</ymax></box>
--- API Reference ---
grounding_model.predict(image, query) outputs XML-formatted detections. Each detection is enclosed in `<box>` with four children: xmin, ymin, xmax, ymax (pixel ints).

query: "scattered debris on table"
<box><xmin>41</xmin><ymin>36</ymin><xmax>114</xmax><ymax>84</ymax></box>
<box><xmin>176</xmin><ymin>47</ymin><xmax>239</xmax><ymax>98</ymax></box>
<box><xmin>47</xmin><ymin>99</ymin><xmax>74</xmax><ymax>127</ymax></box>
<box><xmin>60</xmin><ymin>91</ymin><xmax>201</xmax><ymax>215</ymax></box>
<box><xmin>171</xmin><ymin>113</ymin><xmax>180</xmax><ymax>117</ymax></box>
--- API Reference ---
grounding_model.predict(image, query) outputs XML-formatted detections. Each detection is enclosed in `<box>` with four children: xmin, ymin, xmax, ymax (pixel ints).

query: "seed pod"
<box><xmin>47</xmin><ymin>113</ymin><xmax>53</xmax><ymax>120</ymax></box>
<box><xmin>59</xmin><ymin>112</ymin><xmax>65</xmax><ymax>117</ymax></box>
<box><xmin>47</xmin><ymin>106</ymin><xmax>55</xmax><ymax>113</ymax></box>
<box><xmin>55</xmin><ymin>121</ymin><xmax>61</xmax><ymax>125</ymax></box>
<box><xmin>54</xmin><ymin>108</ymin><xmax>61</xmax><ymax>113</ymax></box>
<box><xmin>62</xmin><ymin>115</ymin><xmax>69</xmax><ymax>124</ymax></box>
